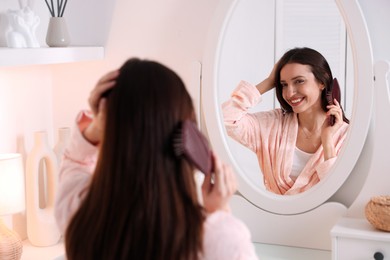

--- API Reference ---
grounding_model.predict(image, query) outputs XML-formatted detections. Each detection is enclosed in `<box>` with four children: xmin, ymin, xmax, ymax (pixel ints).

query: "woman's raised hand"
<box><xmin>82</xmin><ymin>70</ymin><xmax>119</xmax><ymax>145</ymax></box>
<box><xmin>268</xmin><ymin>60</ymin><xmax>279</xmax><ymax>85</ymax></box>
<box><xmin>201</xmin><ymin>154</ymin><xmax>237</xmax><ymax>213</ymax></box>
<box><xmin>88</xmin><ymin>70</ymin><xmax>119</xmax><ymax>115</ymax></box>
<box><xmin>256</xmin><ymin>61</ymin><xmax>279</xmax><ymax>94</ymax></box>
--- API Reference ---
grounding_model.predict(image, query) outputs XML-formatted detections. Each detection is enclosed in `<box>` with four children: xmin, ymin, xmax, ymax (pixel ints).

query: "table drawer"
<box><xmin>335</xmin><ymin>237</ymin><xmax>389</xmax><ymax>259</ymax></box>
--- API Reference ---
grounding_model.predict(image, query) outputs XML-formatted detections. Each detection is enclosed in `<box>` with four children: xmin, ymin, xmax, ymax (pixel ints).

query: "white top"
<box><xmin>290</xmin><ymin>147</ymin><xmax>313</xmax><ymax>181</ymax></box>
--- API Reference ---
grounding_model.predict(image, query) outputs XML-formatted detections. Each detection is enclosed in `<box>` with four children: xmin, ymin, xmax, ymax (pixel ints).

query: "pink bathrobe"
<box><xmin>222</xmin><ymin>81</ymin><xmax>349</xmax><ymax>195</ymax></box>
<box><xmin>54</xmin><ymin>112</ymin><xmax>258</xmax><ymax>260</ymax></box>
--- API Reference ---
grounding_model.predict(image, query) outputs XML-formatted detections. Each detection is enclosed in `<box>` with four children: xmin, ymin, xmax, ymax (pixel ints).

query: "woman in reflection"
<box><xmin>223</xmin><ymin>47</ymin><xmax>349</xmax><ymax>195</ymax></box>
<box><xmin>55</xmin><ymin>58</ymin><xmax>258</xmax><ymax>260</ymax></box>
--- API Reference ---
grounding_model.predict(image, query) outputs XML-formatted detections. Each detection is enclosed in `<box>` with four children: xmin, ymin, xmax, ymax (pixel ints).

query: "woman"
<box><xmin>55</xmin><ymin>58</ymin><xmax>258</xmax><ymax>260</ymax></box>
<box><xmin>222</xmin><ymin>47</ymin><xmax>349</xmax><ymax>195</ymax></box>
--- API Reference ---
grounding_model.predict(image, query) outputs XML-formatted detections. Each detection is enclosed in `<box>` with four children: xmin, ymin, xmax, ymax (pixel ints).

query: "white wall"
<box><xmin>52</xmin><ymin>0</ymin><xmax>220</xmax><ymax>130</ymax></box>
<box><xmin>0</xmin><ymin>66</ymin><xmax>51</xmax><ymax>152</ymax></box>
<box><xmin>359</xmin><ymin>0</ymin><xmax>390</xmax><ymax>62</ymax></box>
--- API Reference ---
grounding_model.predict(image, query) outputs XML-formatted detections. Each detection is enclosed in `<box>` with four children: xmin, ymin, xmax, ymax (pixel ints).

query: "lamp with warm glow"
<box><xmin>0</xmin><ymin>153</ymin><xmax>25</xmax><ymax>260</ymax></box>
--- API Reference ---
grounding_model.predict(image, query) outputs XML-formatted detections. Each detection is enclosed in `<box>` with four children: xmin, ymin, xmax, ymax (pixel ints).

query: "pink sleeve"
<box><xmin>222</xmin><ymin>81</ymin><xmax>263</xmax><ymax>152</ymax></box>
<box><xmin>202</xmin><ymin>211</ymin><xmax>259</xmax><ymax>260</ymax></box>
<box><xmin>54</xmin><ymin>111</ymin><xmax>98</xmax><ymax>234</ymax></box>
<box><xmin>315</xmin><ymin>157</ymin><xmax>336</xmax><ymax>180</ymax></box>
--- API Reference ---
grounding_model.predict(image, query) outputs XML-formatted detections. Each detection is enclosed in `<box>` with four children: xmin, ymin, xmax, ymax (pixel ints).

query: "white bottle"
<box><xmin>53</xmin><ymin>127</ymin><xmax>71</xmax><ymax>167</ymax></box>
<box><xmin>26</xmin><ymin>131</ymin><xmax>61</xmax><ymax>246</ymax></box>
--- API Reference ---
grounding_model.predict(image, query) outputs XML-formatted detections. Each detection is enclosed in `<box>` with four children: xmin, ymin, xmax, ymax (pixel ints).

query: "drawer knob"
<box><xmin>374</xmin><ymin>252</ymin><xmax>384</xmax><ymax>260</ymax></box>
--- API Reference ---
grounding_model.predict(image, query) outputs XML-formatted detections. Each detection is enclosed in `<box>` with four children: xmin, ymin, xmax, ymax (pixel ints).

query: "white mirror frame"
<box><xmin>201</xmin><ymin>0</ymin><xmax>374</xmax><ymax>214</ymax></box>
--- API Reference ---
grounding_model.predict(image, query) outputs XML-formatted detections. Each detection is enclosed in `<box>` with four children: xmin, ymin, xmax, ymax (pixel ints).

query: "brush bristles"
<box><xmin>172</xmin><ymin>125</ymin><xmax>184</xmax><ymax>157</ymax></box>
<box><xmin>171</xmin><ymin>120</ymin><xmax>212</xmax><ymax>174</ymax></box>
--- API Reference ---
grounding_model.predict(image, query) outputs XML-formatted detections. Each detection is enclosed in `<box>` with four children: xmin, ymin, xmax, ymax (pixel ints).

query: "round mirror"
<box><xmin>202</xmin><ymin>0</ymin><xmax>373</xmax><ymax>214</ymax></box>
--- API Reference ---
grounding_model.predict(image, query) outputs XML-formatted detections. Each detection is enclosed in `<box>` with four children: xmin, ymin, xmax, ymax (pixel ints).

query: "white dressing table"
<box><xmin>21</xmin><ymin>239</ymin><xmax>64</xmax><ymax>260</ymax></box>
<box><xmin>253</xmin><ymin>243</ymin><xmax>330</xmax><ymax>260</ymax></box>
<box><xmin>21</xmin><ymin>240</ymin><xmax>331</xmax><ymax>260</ymax></box>
<box><xmin>19</xmin><ymin>223</ymin><xmax>390</xmax><ymax>260</ymax></box>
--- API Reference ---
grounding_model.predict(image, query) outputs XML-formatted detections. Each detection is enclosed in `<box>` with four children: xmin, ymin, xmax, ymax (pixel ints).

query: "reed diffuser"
<box><xmin>45</xmin><ymin>0</ymin><xmax>71</xmax><ymax>47</ymax></box>
<box><xmin>44</xmin><ymin>0</ymin><xmax>68</xmax><ymax>17</ymax></box>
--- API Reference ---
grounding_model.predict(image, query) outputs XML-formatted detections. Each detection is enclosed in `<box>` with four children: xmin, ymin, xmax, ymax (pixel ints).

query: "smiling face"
<box><xmin>280</xmin><ymin>63</ymin><xmax>324</xmax><ymax>114</ymax></box>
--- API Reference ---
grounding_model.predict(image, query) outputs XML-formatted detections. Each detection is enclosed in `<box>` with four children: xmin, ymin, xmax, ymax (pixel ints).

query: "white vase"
<box><xmin>53</xmin><ymin>127</ymin><xmax>71</xmax><ymax>167</ymax></box>
<box><xmin>26</xmin><ymin>131</ymin><xmax>61</xmax><ymax>246</ymax></box>
<box><xmin>46</xmin><ymin>17</ymin><xmax>70</xmax><ymax>47</ymax></box>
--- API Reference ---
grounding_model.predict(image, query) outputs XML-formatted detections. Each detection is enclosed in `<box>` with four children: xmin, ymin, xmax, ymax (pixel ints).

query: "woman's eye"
<box><xmin>281</xmin><ymin>83</ymin><xmax>288</xmax><ymax>87</ymax></box>
<box><xmin>296</xmin><ymin>79</ymin><xmax>304</xmax><ymax>84</ymax></box>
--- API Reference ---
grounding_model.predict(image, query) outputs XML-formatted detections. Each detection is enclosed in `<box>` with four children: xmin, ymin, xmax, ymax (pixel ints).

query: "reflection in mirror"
<box><xmin>222</xmin><ymin>47</ymin><xmax>350</xmax><ymax>195</ymax></box>
<box><xmin>217</xmin><ymin>0</ymin><xmax>354</xmax><ymax>195</ymax></box>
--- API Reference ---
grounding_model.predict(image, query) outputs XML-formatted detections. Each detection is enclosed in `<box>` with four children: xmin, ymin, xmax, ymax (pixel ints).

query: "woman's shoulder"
<box><xmin>203</xmin><ymin>211</ymin><xmax>258</xmax><ymax>259</ymax></box>
<box><xmin>204</xmin><ymin>210</ymin><xmax>251</xmax><ymax>239</ymax></box>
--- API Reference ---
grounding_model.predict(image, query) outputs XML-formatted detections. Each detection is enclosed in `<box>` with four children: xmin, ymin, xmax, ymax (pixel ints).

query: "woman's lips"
<box><xmin>289</xmin><ymin>97</ymin><xmax>304</xmax><ymax>107</ymax></box>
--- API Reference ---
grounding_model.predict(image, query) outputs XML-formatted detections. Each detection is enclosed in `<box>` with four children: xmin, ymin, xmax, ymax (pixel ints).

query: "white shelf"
<box><xmin>0</xmin><ymin>46</ymin><xmax>104</xmax><ymax>67</ymax></box>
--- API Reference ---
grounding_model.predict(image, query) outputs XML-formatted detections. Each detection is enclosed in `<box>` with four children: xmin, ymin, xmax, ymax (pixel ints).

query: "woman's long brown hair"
<box><xmin>65</xmin><ymin>58</ymin><xmax>205</xmax><ymax>260</ymax></box>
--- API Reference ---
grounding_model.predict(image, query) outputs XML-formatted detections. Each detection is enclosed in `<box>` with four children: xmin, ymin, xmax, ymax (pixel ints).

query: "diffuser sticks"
<box><xmin>44</xmin><ymin>0</ymin><xmax>68</xmax><ymax>17</ymax></box>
